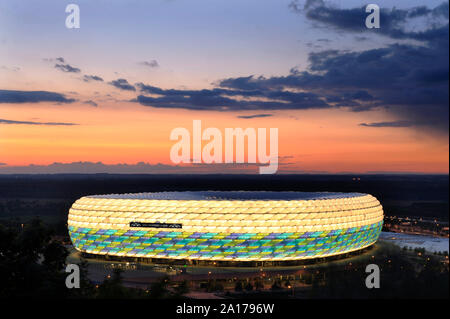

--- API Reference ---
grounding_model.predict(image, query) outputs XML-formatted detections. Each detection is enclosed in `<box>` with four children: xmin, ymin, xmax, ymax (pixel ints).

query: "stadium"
<box><xmin>68</xmin><ymin>191</ymin><xmax>383</xmax><ymax>264</ymax></box>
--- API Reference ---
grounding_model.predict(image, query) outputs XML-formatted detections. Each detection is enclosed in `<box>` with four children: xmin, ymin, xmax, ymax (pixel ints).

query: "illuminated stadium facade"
<box><xmin>68</xmin><ymin>191</ymin><xmax>383</xmax><ymax>263</ymax></box>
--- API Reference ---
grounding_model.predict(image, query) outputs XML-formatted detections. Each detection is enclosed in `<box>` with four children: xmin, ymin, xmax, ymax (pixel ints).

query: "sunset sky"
<box><xmin>0</xmin><ymin>0</ymin><xmax>448</xmax><ymax>174</ymax></box>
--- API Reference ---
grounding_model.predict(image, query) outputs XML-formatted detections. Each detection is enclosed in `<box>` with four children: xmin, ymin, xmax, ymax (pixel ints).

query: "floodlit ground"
<box><xmin>66</xmin><ymin>242</ymin><xmax>383</xmax><ymax>286</ymax></box>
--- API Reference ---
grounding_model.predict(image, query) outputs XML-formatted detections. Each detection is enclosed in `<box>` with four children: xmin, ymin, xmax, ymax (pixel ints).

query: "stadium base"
<box><xmin>79</xmin><ymin>244</ymin><xmax>377</xmax><ymax>268</ymax></box>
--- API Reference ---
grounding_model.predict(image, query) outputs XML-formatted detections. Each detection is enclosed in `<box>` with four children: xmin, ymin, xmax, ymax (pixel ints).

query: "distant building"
<box><xmin>68</xmin><ymin>191</ymin><xmax>383</xmax><ymax>263</ymax></box>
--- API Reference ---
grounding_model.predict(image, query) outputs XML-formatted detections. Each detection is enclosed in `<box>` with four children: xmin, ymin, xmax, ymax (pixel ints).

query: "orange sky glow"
<box><xmin>1</xmin><ymin>100</ymin><xmax>448</xmax><ymax>173</ymax></box>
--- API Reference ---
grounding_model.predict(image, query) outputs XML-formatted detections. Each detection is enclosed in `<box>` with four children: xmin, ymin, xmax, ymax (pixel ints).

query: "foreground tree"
<box><xmin>0</xmin><ymin>218</ymin><xmax>69</xmax><ymax>298</ymax></box>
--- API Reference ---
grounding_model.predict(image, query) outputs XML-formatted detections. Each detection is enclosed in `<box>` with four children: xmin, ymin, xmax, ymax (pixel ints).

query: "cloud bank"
<box><xmin>0</xmin><ymin>90</ymin><xmax>75</xmax><ymax>104</ymax></box>
<box><xmin>0</xmin><ymin>161</ymin><xmax>269</xmax><ymax>174</ymax></box>
<box><xmin>0</xmin><ymin>118</ymin><xmax>78</xmax><ymax>126</ymax></box>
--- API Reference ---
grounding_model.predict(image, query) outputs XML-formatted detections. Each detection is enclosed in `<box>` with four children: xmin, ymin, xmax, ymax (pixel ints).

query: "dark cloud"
<box><xmin>83</xmin><ymin>100</ymin><xmax>98</xmax><ymax>107</ymax></box>
<box><xmin>290</xmin><ymin>0</ymin><xmax>449</xmax><ymax>42</ymax></box>
<box><xmin>0</xmin><ymin>118</ymin><xmax>78</xmax><ymax>126</ymax></box>
<box><xmin>139</xmin><ymin>60</ymin><xmax>159</xmax><ymax>68</ymax></box>
<box><xmin>135</xmin><ymin>83</ymin><xmax>329</xmax><ymax>111</ymax></box>
<box><xmin>237</xmin><ymin>114</ymin><xmax>274</xmax><ymax>119</ymax></box>
<box><xmin>0</xmin><ymin>89</ymin><xmax>75</xmax><ymax>103</ymax></box>
<box><xmin>359</xmin><ymin>121</ymin><xmax>415</xmax><ymax>128</ymax></box>
<box><xmin>83</xmin><ymin>75</ymin><xmax>104</xmax><ymax>82</ymax></box>
<box><xmin>54</xmin><ymin>63</ymin><xmax>81</xmax><ymax>73</ymax></box>
<box><xmin>109</xmin><ymin>78</ymin><xmax>136</xmax><ymax>91</ymax></box>
<box><xmin>217</xmin><ymin>44</ymin><xmax>448</xmax><ymax>131</ymax></box>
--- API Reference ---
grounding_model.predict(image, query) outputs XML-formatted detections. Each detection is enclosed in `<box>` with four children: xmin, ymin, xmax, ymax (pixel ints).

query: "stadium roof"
<box><xmin>87</xmin><ymin>191</ymin><xmax>366</xmax><ymax>201</ymax></box>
